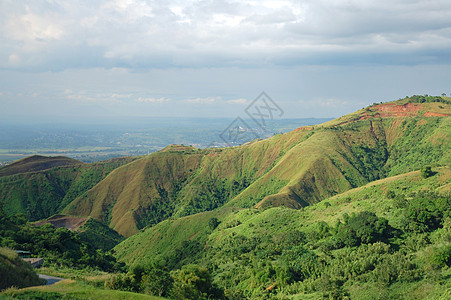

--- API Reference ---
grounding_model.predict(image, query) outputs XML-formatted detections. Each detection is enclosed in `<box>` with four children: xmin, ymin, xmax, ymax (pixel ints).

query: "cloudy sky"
<box><xmin>1</xmin><ymin>0</ymin><xmax>451</xmax><ymax>121</ymax></box>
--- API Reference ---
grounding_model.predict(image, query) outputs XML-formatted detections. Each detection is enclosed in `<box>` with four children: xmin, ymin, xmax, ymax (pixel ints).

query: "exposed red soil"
<box><xmin>375</xmin><ymin>102</ymin><xmax>421</xmax><ymax>117</ymax></box>
<box><xmin>418</xmin><ymin>120</ymin><xmax>428</xmax><ymax>125</ymax></box>
<box><xmin>33</xmin><ymin>215</ymin><xmax>88</xmax><ymax>231</ymax></box>
<box><xmin>333</xmin><ymin>103</ymin><xmax>448</xmax><ymax>127</ymax></box>
<box><xmin>423</xmin><ymin>112</ymin><xmax>449</xmax><ymax>117</ymax></box>
<box><xmin>292</xmin><ymin>126</ymin><xmax>314</xmax><ymax>132</ymax></box>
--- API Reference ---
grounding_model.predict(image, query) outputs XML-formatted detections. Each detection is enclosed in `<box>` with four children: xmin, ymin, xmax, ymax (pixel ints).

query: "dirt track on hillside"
<box><xmin>33</xmin><ymin>215</ymin><xmax>88</xmax><ymax>231</ymax></box>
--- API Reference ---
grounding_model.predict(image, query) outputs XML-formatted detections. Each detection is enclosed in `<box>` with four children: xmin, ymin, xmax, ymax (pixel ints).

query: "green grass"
<box><xmin>113</xmin><ymin>166</ymin><xmax>451</xmax><ymax>299</ymax></box>
<box><xmin>0</xmin><ymin>156</ymin><xmax>137</xmax><ymax>221</ymax></box>
<box><xmin>0</xmin><ymin>280</ymin><xmax>164</xmax><ymax>299</ymax></box>
<box><xmin>0</xmin><ymin>247</ymin><xmax>44</xmax><ymax>291</ymax></box>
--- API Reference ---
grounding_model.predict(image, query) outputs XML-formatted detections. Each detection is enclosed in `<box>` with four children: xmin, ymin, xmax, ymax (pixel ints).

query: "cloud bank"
<box><xmin>2</xmin><ymin>0</ymin><xmax>451</xmax><ymax>71</ymax></box>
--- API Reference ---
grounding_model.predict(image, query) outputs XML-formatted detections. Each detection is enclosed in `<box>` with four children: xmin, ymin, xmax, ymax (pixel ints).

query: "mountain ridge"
<box><xmin>64</xmin><ymin>97</ymin><xmax>450</xmax><ymax>236</ymax></box>
<box><xmin>0</xmin><ymin>96</ymin><xmax>449</xmax><ymax>237</ymax></box>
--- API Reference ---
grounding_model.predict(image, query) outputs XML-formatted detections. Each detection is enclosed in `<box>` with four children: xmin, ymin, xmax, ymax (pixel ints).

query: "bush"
<box><xmin>404</xmin><ymin>193</ymin><xmax>446</xmax><ymax>232</ymax></box>
<box><xmin>208</xmin><ymin>217</ymin><xmax>220</xmax><ymax>230</ymax></box>
<box><xmin>335</xmin><ymin>211</ymin><xmax>392</xmax><ymax>247</ymax></box>
<box><xmin>421</xmin><ymin>166</ymin><xmax>433</xmax><ymax>178</ymax></box>
<box><xmin>141</xmin><ymin>264</ymin><xmax>173</xmax><ymax>297</ymax></box>
<box><xmin>279</xmin><ymin>246</ymin><xmax>320</xmax><ymax>283</ymax></box>
<box><xmin>171</xmin><ymin>264</ymin><xmax>224</xmax><ymax>299</ymax></box>
<box><xmin>428</xmin><ymin>244</ymin><xmax>451</xmax><ymax>268</ymax></box>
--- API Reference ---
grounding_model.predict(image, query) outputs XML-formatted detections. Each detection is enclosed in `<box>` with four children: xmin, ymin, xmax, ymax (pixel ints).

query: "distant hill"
<box><xmin>0</xmin><ymin>155</ymin><xmax>81</xmax><ymax>178</ymax></box>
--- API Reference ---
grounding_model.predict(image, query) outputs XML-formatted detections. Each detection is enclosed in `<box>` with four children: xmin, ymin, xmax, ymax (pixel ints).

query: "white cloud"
<box><xmin>64</xmin><ymin>90</ymin><xmax>130</xmax><ymax>103</ymax></box>
<box><xmin>112</xmin><ymin>93</ymin><xmax>133</xmax><ymax>99</ymax></box>
<box><xmin>137</xmin><ymin>97</ymin><xmax>169</xmax><ymax>103</ymax></box>
<box><xmin>226</xmin><ymin>98</ymin><xmax>248</xmax><ymax>104</ymax></box>
<box><xmin>65</xmin><ymin>94</ymin><xmax>95</xmax><ymax>102</ymax></box>
<box><xmin>7</xmin><ymin>11</ymin><xmax>63</xmax><ymax>41</ymax></box>
<box><xmin>0</xmin><ymin>0</ymin><xmax>450</xmax><ymax>71</ymax></box>
<box><xmin>186</xmin><ymin>96</ymin><xmax>220</xmax><ymax>104</ymax></box>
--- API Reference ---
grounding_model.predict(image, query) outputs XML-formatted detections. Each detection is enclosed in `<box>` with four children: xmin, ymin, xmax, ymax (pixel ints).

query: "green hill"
<box><xmin>0</xmin><ymin>156</ymin><xmax>138</xmax><ymax>221</ymax></box>
<box><xmin>33</xmin><ymin>215</ymin><xmax>124</xmax><ymax>251</ymax></box>
<box><xmin>65</xmin><ymin>97</ymin><xmax>450</xmax><ymax>236</ymax></box>
<box><xmin>0</xmin><ymin>279</ymin><xmax>163</xmax><ymax>299</ymax></box>
<box><xmin>0</xmin><ymin>247</ymin><xmax>44</xmax><ymax>291</ymax></box>
<box><xmin>114</xmin><ymin>166</ymin><xmax>451</xmax><ymax>299</ymax></box>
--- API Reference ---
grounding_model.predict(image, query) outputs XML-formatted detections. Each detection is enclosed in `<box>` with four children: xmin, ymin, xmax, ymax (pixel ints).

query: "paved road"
<box><xmin>38</xmin><ymin>274</ymin><xmax>64</xmax><ymax>285</ymax></box>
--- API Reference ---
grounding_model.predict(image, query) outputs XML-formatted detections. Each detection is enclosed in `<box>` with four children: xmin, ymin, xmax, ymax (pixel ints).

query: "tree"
<box><xmin>171</xmin><ymin>264</ymin><xmax>224</xmax><ymax>299</ymax></box>
<box><xmin>404</xmin><ymin>193</ymin><xmax>444</xmax><ymax>232</ymax></box>
<box><xmin>421</xmin><ymin>166</ymin><xmax>433</xmax><ymax>178</ymax></box>
<box><xmin>336</xmin><ymin>211</ymin><xmax>391</xmax><ymax>247</ymax></box>
<box><xmin>142</xmin><ymin>264</ymin><xmax>173</xmax><ymax>297</ymax></box>
<box><xmin>208</xmin><ymin>217</ymin><xmax>220</xmax><ymax>230</ymax></box>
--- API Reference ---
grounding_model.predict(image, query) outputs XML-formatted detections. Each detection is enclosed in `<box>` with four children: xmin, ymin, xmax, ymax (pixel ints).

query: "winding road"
<box><xmin>38</xmin><ymin>274</ymin><xmax>64</xmax><ymax>285</ymax></box>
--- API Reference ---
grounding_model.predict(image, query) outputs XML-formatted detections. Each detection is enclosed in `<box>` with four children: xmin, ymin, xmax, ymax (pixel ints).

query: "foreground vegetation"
<box><xmin>0</xmin><ymin>247</ymin><xmax>45</xmax><ymax>291</ymax></box>
<box><xmin>0</xmin><ymin>280</ymin><xmax>163</xmax><ymax>300</ymax></box>
<box><xmin>110</xmin><ymin>166</ymin><xmax>450</xmax><ymax>299</ymax></box>
<box><xmin>0</xmin><ymin>210</ymin><xmax>124</xmax><ymax>273</ymax></box>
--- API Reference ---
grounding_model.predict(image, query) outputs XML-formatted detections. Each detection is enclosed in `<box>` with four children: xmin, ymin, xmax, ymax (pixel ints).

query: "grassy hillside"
<box><xmin>66</xmin><ymin>97</ymin><xmax>449</xmax><ymax>236</ymax></box>
<box><xmin>0</xmin><ymin>156</ymin><xmax>138</xmax><ymax>221</ymax></box>
<box><xmin>0</xmin><ymin>155</ymin><xmax>81</xmax><ymax>178</ymax></box>
<box><xmin>114</xmin><ymin>166</ymin><xmax>451</xmax><ymax>299</ymax></box>
<box><xmin>78</xmin><ymin>218</ymin><xmax>125</xmax><ymax>251</ymax></box>
<box><xmin>0</xmin><ymin>247</ymin><xmax>44</xmax><ymax>291</ymax></box>
<box><xmin>0</xmin><ymin>280</ymin><xmax>163</xmax><ymax>299</ymax></box>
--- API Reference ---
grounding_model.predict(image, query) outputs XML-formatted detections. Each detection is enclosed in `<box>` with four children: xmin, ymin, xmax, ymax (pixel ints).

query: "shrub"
<box><xmin>404</xmin><ymin>193</ymin><xmax>445</xmax><ymax>232</ymax></box>
<box><xmin>279</xmin><ymin>246</ymin><xmax>320</xmax><ymax>283</ymax></box>
<box><xmin>171</xmin><ymin>264</ymin><xmax>224</xmax><ymax>300</ymax></box>
<box><xmin>208</xmin><ymin>217</ymin><xmax>220</xmax><ymax>230</ymax></box>
<box><xmin>421</xmin><ymin>166</ymin><xmax>433</xmax><ymax>178</ymax></box>
<box><xmin>141</xmin><ymin>265</ymin><xmax>173</xmax><ymax>297</ymax></box>
<box><xmin>428</xmin><ymin>244</ymin><xmax>451</xmax><ymax>268</ymax></box>
<box><xmin>335</xmin><ymin>211</ymin><xmax>391</xmax><ymax>247</ymax></box>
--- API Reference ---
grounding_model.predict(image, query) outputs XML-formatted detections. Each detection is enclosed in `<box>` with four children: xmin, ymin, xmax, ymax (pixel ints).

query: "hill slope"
<box><xmin>0</xmin><ymin>156</ymin><xmax>138</xmax><ymax>221</ymax></box>
<box><xmin>114</xmin><ymin>166</ymin><xmax>451</xmax><ymax>299</ymax></box>
<box><xmin>0</xmin><ymin>247</ymin><xmax>44</xmax><ymax>291</ymax></box>
<box><xmin>0</xmin><ymin>155</ymin><xmax>81</xmax><ymax>178</ymax></box>
<box><xmin>66</xmin><ymin>97</ymin><xmax>450</xmax><ymax>236</ymax></box>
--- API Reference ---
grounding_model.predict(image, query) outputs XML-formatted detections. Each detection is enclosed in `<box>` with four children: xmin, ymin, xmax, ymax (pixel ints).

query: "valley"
<box><xmin>0</xmin><ymin>95</ymin><xmax>450</xmax><ymax>299</ymax></box>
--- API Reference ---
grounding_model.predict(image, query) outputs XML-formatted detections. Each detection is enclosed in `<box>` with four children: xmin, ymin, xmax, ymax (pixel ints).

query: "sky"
<box><xmin>1</xmin><ymin>0</ymin><xmax>451</xmax><ymax>121</ymax></box>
